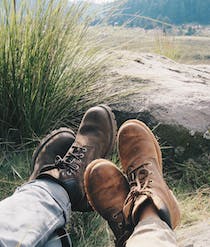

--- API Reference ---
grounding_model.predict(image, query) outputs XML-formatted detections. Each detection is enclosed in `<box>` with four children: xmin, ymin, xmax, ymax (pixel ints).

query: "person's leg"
<box><xmin>0</xmin><ymin>105</ymin><xmax>117</xmax><ymax>247</ymax></box>
<box><xmin>32</xmin><ymin>127</ymin><xmax>76</xmax><ymax>247</ymax></box>
<box><xmin>84</xmin><ymin>160</ymin><xmax>178</xmax><ymax>247</ymax></box>
<box><xmin>0</xmin><ymin>179</ymin><xmax>70</xmax><ymax>247</ymax></box>
<box><xmin>0</xmin><ymin>127</ymin><xmax>75</xmax><ymax>247</ymax></box>
<box><xmin>84</xmin><ymin>120</ymin><xmax>180</xmax><ymax>247</ymax></box>
<box><xmin>126</xmin><ymin>204</ymin><xmax>177</xmax><ymax>247</ymax></box>
<box><xmin>126</xmin><ymin>217</ymin><xmax>177</xmax><ymax>247</ymax></box>
<box><xmin>118</xmin><ymin>120</ymin><xmax>180</xmax><ymax>246</ymax></box>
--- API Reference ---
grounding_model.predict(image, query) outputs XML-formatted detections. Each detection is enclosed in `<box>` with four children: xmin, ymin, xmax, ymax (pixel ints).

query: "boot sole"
<box><xmin>118</xmin><ymin>119</ymin><xmax>162</xmax><ymax>171</ymax></box>
<box><xmin>98</xmin><ymin>104</ymin><xmax>118</xmax><ymax>157</ymax></box>
<box><xmin>31</xmin><ymin>127</ymin><xmax>75</xmax><ymax>170</ymax></box>
<box><xmin>84</xmin><ymin>159</ymin><xmax>103</xmax><ymax>212</ymax></box>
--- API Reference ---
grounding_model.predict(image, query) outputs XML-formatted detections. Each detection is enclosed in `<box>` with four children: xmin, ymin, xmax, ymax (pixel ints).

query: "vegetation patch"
<box><xmin>0</xmin><ymin>0</ymin><xmax>104</xmax><ymax>148</ymax></box>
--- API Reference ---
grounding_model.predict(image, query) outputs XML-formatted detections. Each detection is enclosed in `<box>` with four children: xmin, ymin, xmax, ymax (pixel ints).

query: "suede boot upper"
<box><xmin>117</xmin><ymin>120</ymin><xmax>181</xmax><ymax>229</ymax></box>
<box><xmin>84</xmin><ymin>159</ymin><xmax>133</xmax><ymax>247</ymax></box>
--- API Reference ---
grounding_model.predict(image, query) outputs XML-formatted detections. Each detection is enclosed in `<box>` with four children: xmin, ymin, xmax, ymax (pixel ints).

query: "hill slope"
<box><xmin>108</xmin><ymin>0</ymin><xmax>210</xmax><ymax>27</ymax></box>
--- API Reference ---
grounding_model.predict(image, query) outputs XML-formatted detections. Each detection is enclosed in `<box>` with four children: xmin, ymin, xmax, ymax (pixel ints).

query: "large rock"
<box><xmin>103</xmin><ymin>50</ymin><xmax>210</xmax><ymax>136</ymax></box>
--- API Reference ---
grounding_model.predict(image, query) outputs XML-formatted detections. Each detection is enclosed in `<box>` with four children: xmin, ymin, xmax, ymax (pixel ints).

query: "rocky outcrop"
<box><xmin>102</xmin><ymin>50</ymin><xmax>210</xmax><ymax>136</ymax></box>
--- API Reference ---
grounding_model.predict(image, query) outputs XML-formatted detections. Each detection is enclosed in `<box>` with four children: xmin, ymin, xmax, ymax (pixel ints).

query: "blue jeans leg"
<box><xmin>0</xmin><ymin>179</ymin><xmax>71</xmax><ymax>247</ymax></box>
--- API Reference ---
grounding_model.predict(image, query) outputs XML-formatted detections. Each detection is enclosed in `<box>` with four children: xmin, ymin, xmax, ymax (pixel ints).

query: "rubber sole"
<box><xmin>84</xmin><ymin>159</ymin><xmax>102</xmax><ymax>212</ymax></box>
<box><xmin>98</xmin><ymin>104</ymin><xmax>118</xmax><ymax>157</ymax></box>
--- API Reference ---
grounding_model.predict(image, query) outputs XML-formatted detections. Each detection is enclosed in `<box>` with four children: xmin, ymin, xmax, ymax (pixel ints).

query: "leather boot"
<box><xmin>117</xmin><ymin>120</ymin><xmax>180</xmax><ymax>229</ymax></box>
<box><xmin>29</xmin><ymin>127</ymin><xmax>75</xmax><ymax>181</ymax></box>
<box><xmin>38</xmin><ymin>105</ymin><xmax>117</xmax><ymax>212</ymax></box>
<box><xmin>84</xmin><ymin>159</ymin><xmax>133</xmax><ymax>247</ymax></box>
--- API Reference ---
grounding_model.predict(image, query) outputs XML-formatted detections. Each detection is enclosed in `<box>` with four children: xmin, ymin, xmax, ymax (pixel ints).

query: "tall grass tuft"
<box><xmin>153</xmin><ymin>30</ymin><xmax>181</xmax><ymax>60</ymax></box>
<box><xmin>0</xmin><ymin>0</ymin><xmax>104</xmax><ymax>147</ymax></box>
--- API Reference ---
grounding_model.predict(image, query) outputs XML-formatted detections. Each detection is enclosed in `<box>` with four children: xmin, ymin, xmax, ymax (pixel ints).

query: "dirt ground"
<box><xmin>177</xmin><ymin>220</ymin><xmax>210</xmax><ymax>247</ymax></box>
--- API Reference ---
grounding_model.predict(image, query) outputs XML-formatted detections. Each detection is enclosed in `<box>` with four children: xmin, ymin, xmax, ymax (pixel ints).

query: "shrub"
<box><xmin>0</xmin><ymin>0</ymin><xmax>104</xmax><ymax>147</ymax></box>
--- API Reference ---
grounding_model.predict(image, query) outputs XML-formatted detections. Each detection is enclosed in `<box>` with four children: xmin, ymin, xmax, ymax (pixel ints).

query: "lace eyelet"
<box><xmin>55</xmin><ymin>155</ymin><xmax>60</xmax><ymax>161</ymax></box>
<box><xmin>118</xmin><ymin>222</ymin><xmax>123</xmax><ymax>229</ymax></box>
<box><xmin>82</xmin><ymin>147</ymin><xmax>87</xmax><ymax>152</ymax></box>
<box><xmin>75</xmin><ymin>165</ymin><xmax>80</xmax><ymax>170</ymax></box>
<box><xmin>128</xmin><ymin>166</ymin><xmax>133</xmax><ymax>172</ymax></box>
<box><xmin>79</xmin><ymin>153</ymin><xmax>85</xmax><ymax>158</ymax></box>
<box><xmin>113</xmin><ymin>214</ymin><xmax>118</xmax><ymax>219</ymax></box>
<box><xmin>67</xmin><ymin>170</ymin><xmax>72</xmax><ymax>176</ymax></box>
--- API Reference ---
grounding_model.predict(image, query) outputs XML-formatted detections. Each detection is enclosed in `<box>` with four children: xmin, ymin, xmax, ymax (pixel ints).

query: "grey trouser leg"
<box><xmin>0</xmin><ymin>179</ymin><xmax>71</xmax><ymax>247</ymax></box>
<box><xmin>126</xmin><ymin>217</ymin><xmax>178</xmax><ymax>247</ymax></box>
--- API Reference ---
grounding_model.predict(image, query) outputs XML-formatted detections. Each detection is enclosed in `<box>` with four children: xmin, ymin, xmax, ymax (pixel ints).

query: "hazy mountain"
<box><xmin>108</xmin><ymin>0</ymin><xmax>210</xmax><ymax>27</ymax></box>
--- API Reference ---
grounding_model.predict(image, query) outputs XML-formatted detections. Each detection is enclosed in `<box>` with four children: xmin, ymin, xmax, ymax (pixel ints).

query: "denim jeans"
<box><xmin>0</xmin><ymin>179</ymin><xmax>71</xmax><ymax>247</ymax></box>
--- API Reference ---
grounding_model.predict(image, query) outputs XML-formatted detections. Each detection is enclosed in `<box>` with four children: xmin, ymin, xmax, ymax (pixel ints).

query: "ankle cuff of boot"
<box><xmin>37</xmin><ymin>174</ymin><xmax>83</xmax><ymax>208</ymax></box>
<box><xmin>36</xmin><ymin>173</ymin><xmax>69</xmax><ymax>194</ymax></box>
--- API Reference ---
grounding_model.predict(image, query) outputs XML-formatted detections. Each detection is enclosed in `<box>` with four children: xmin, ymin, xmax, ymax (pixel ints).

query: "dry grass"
<box><xmin>153</xmin><ymin>30</ymin><xmax>181</xmax><ymax>60</ymax></box>
<box><xmin>177</xmin><ymin>187</ymin><xmax>210</xmax><ymax>227</ymax></box>
<box><xmin>88</xmin><ymin>26</ymin><xmax>210</xmax><ymax>64</ymax></box>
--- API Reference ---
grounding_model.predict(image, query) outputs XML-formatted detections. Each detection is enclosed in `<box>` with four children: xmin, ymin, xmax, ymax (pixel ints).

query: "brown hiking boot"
<box><xmin>38</xmin><ymin>105</ymin><xmax>117</xmax><ymax>212</ymax></box>
<box><xmin>29</xmin><ymin>127</ymin><xmax>75</xmax><ymax>181</ymax></box>
<box><xmin>84</xmin><ymin>159</ymin><xmax>133</xmax><ymax>247</ymax></box>
<box><xmin>117</xmin><ymin>120</ymin><xmax>180</xmax><ymax>229</ymax></box>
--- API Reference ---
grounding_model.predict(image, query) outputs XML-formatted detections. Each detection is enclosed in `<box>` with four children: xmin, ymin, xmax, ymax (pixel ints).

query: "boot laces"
<box><xmin>125</xmin><ymin>163</ymin><xmax>152</xmax><ymax>206</ymax></box>
<box><xmin>54</xmin><ymin>146</ymin><xmax>87</xmax><ymax>175</ymax></box>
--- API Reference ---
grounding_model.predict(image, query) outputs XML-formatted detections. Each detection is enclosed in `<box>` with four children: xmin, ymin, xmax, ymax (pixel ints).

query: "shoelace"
<box><xmin>40</xmin><ymin>146</ymin><xmax>87</xmax><ymax>175</ymax></box>
<box><xmin>54</xmin><ymin>146</ymin><xmax>87</xmax><ymax>175</ymax></box>
<box><xmin>124</xmin><ymin>163</ymin><xmax>153</xmax><ymax>217</ymax></box>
